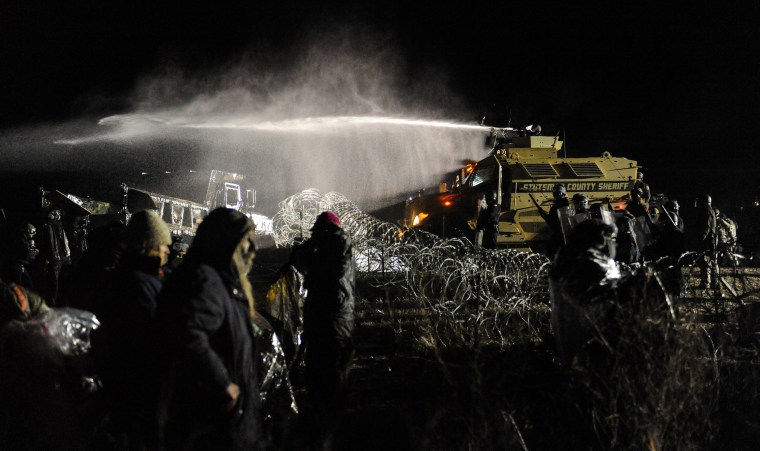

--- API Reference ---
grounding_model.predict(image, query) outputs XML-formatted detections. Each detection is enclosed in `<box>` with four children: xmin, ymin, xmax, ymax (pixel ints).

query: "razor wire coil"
<box><xmin>273</xmin><ymin>189</ymin><xmax>551</xmax><ymax>347</ymax></box>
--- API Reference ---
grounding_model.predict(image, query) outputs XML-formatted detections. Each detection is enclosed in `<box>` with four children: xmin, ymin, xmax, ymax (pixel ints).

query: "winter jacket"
<box><xmin>97</xmin><ymin>254</ymin><xmax>162</xmax><ymax>383</ymax></box>
<box><xmin>294</xmin><ymin>226</ymin><xmax>355</xmax><ymax>342</ymax></box>
<box><xmin>156</xmin><ymin>260</ymin><xmax>260</xmax><ymax>451</ymax></box>
<box><xmin>94</xmin><ymin>253</ymin><xmax>163</xmax><ymax>443</ymax></box>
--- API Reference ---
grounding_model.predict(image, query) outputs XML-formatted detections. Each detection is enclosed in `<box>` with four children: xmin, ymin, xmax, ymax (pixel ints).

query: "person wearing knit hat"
<box><xmin>311</xmin><ymin>211</ymin><xmax>342</xmax><ymax>230</ymax></box>
<box><xmin>96</xmin><ymin>209</ymin><xmax>172</xmax><ymax>449</ymax></box>
<box><xmin>124</xmin><ymin>210</ymin><xmax>172</xmax><ymax>265</ymax></box>
<box><xmin>156</xmin><ymin>208</ymin><xmax>261</xmax><ymax>450</ymax></box>
<box><xmin>291</xmin><ymin>210</ymin><xmax>355</xmax><ymax>446</ymax></box>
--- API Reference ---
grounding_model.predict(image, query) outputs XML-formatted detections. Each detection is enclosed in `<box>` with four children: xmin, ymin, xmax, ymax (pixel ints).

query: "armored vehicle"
<box><xmin>405</xmin><ymin>129</ymin><xmax>639</xmax><ymax>252</ymax></box>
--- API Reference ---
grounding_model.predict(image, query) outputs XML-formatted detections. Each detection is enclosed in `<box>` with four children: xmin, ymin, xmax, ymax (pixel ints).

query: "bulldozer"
<box><xmin>405</xmin><ymin>127</ymin><xmax>639</xmax><ymax>252</ymax></box>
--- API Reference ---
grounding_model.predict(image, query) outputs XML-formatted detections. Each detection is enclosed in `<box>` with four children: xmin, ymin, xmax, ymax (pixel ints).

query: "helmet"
<box><xmin>664</xmin><ymin>200</ymin><xmax>680</xmax><ymax>212</ymax></box>
<box><xmin>572</xmin><ymin>193</ymin><xmax>589</xmax><ymax>209</ymax></box>
<box><xmin>552</xmin><ymin>183</ymin><xmax>567</xmax><ymax>199</ymax></box>
<box><xmin>698</xmin><ymin>194</ymin><xmax>712</xmax><ymax>206</ymax></box>
<box><xmin>573</xmin><ymin>193</ymin><xmax>588</xmax><ymax>204</ymax></box>
<box><xmin>484</xmin><ymin>190</ymin><xmax>497</xmax><ymax>204</ymax></box>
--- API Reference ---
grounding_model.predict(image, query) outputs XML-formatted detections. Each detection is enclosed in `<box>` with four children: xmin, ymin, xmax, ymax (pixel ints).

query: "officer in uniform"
<box><xmin>572</xmin><ymin>193</ymin><xmax>589</xmax><ymax>215</ymax></box>
<box><xmin>533</xmin><ymin>183</ymin><xmax>570</xmax><ymax>258</ymax></box>
<box><xmin>694</xmin><ymin>194</ymin><xmax>719</xmax><ymax>291</ymax></box>
<box><xmin>663</xmin><ymin>200</ymin><xmax>684</xmax><ymax>232</ymax></box>
<box><xmin>476</xmin><ymin>191</ymin><xmax>501</xmax><ymax>249</ymax></box>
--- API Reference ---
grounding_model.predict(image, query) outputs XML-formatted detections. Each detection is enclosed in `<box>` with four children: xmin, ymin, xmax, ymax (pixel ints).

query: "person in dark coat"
<box><xmin>63</xmin><ymin>221</ymin><xmax>126</xmax><ymax>313</ymax></box>
<box><xmin>156</xmin><ymin>208</ymin><xmax>261</xmax><ymax>451</ymax></box>
<box><xmin>96</xmin><ymin>209</ymin><xmax>172</xmax><ymax>450</ymax></box>
<box><xmin>647</xmin><ymin>211</ymin><xmax>686</xmax><ymax>263</ymax></box>
<box><xmin>476</xmin><ymin>191</ymin><xmax>500</xmax><ymax>249</ymax></box>
<box><xmin>550</xmin><ymin>220</ymin><xmax>622</xmax><ymax>365</ymax></box>
<box><xmin>291</xmin><ymin>211</ymin><xmax>355</xmax><ymax>444</ymax></box>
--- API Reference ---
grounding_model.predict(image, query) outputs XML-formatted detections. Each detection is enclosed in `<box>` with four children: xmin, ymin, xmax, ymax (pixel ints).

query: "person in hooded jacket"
<box><xmin>291</xmin><ymin>211</ymin><xmax>355</xmax><ymax>443</ymax></box>
<box><xmin>156</xmin><ymin>208</ymin><xmax>261</xmax><ymax>451</ymax></box>
<box><xmin>95</xmin><ymin>210</ymin><xmax>171</xmax><ymax>449</ymax></box>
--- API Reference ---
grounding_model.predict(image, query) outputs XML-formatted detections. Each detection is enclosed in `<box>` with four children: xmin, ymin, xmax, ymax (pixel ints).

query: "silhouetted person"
<box><xmin>626</xmin><ymin>187</ymin><xmax>649</xmax><ymax>219</ymax></box>
<box><xmin>663</xmin><ymin>200</ymin><xmax>684</xmax><ymax>232</ymax></box>
<box><xmin>634</xmin><ymin>171</ymin><xmax>651</xmax><ymax>204</ymax></box>
<box><xmin>476</xmin><ymin>191</ymin><xmax>500</xmax><ymax>249</ymax></box>
<box><xmin>533</xmin><ymin>183</ymin><xmax>570</xmax><ymax>258</ymax></box>
<box><xmin>97</xmin><ymin>210</ymin><xmax>172</xmax><ymax>450</ymax></box>
<box><xmin>40</xmin><ymin>209</ymin><xmax>70</xmax><ymax>306</ymax></box>
<box><xmin>550</xmin><ymin>220</ymin><xmax>622</xmax><ymax>365</ymax></box>
<box><xmin>625</xmin><ymin>188</ymin><xmax>658</xmax><ymax>256</ymax></box>
<box><xmin>156</xmin><ymin>208</ymin><xmax>261</xmax><ymax>451</ymax></box>
<box><xmin>694</xmin><ymin>194</ymin><xmax>719</xmax><ymax>291</ymax></box>
<box><xmin>10</xmin><ymin>223</ymin><xmax>40</xmax><ymax>289</ymax></box>
<box><xmin>165</xmin><ymin>238</ymin><xmax>189</xmax><ymax>276</ymax></box>
<box><xmin>63</xmin><ymin>221</ymin><xmax>126</xmax><ymax>313</ymax></box>
<box><xmin>72</xmin><ymin>215</ymin><xmax>90</xmax><ymax>262</ymax></box>
<box><xmin>291</xmin><ymin>211</ymin><xmax>355</xmax><ymax>447</ymax></box>
<box><xmin>647</xmin><ymin>211</ymin><xmax>686</xmax><ymax>263</ymax></box>
<box><xmin>572</xmin><ymin>193</ymin><xmax>589</xmax><ymax>215</ymax></box>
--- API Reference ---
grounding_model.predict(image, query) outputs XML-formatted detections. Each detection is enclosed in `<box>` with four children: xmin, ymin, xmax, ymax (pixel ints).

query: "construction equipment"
<box><xmin>121</xmin><ymin>169</ymin><xmax>274</xmax><ymax>240</ymax></box>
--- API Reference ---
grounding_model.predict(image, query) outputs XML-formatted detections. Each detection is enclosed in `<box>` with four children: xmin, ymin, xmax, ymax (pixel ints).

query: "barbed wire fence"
<box><xmin>272</xmin><ymin>189</ymin><xmax>552</xmax><ymax>348</ymax></box>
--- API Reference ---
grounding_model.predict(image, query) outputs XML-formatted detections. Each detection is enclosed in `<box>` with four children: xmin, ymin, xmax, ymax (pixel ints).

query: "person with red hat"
<box><xmin>291</xmin><ymin>210</ymin><xmax>355</xmax><ymax>446</ymax></box>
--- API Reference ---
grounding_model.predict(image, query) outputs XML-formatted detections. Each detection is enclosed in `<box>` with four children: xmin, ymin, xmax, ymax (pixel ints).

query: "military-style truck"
<box><xmin>405</xmin><ymin>129</ymin><xmax>639</xmax><ymax>252</ymax></box>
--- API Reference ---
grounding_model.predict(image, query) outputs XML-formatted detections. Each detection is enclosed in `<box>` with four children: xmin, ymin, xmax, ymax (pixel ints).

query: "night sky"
<box><xmin>2</xmin><ymin>1</ymin><xmax>759</xmax><ymax>209</ymax></box>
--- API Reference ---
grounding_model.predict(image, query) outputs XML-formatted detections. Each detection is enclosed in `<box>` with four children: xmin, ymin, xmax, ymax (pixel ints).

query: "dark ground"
<box><xmin>251</xmin><ymin>246</ymin><xmax>760</xmax><ymax>450</ymax></box>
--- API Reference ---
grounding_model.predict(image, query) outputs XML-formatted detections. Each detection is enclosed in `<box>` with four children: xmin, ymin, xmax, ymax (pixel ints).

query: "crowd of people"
<box><xmin>537</xmin><ymin>177</ymin><xmax>737</xmax><ymax>367</ymax></box>
<box><xmin>473</xmin><ymin>172</ymin><xmax>739</xmax><ymax>364</ymax></box>
<box><xmin>522</xmin><ymin>174</ymin><xmax>734</xmax><ymax>292</ymax></box>
<box><xmin>0</xmin><ymin>175</ymin><xmax>747</xmax><ymax>450</ymax></box>
<box><xmin>0</xmin><ymin>204</ymin><xmax>356</xmax><ymax>451</ymax></box>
